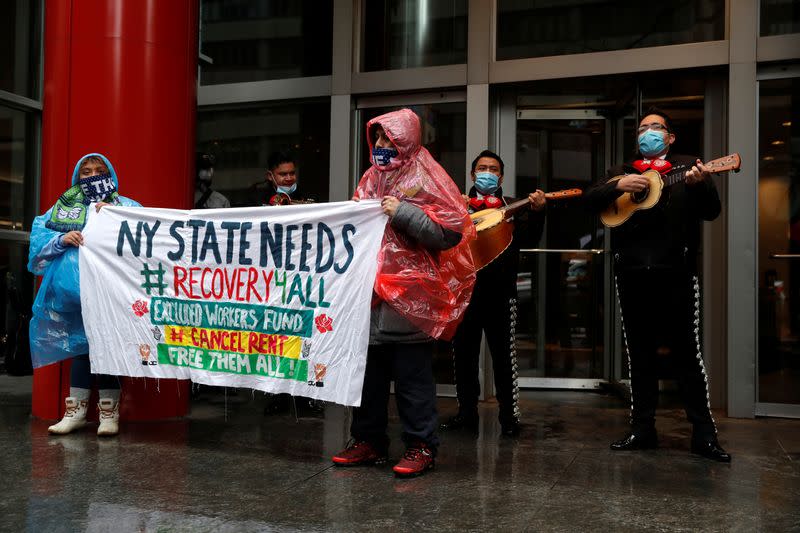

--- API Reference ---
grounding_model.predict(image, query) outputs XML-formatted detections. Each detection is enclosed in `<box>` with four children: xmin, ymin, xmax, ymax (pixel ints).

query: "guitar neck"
<box><xmin>663</xmin><ymin>167</ymin><xmax>724</xmax><ymax>187</ymax></box>
<box><xmin>664</xmin><ymin>172</ymin><xmax>693</xmax><ymax>187</ymax></box>
<box><xmin>662</xmin><ymin>172</ymin><xmax>686</xmax><ymax>187</ymax></box>
<box><xmin>499</xmin><ymin>198</ymin><xmax>531</xmax><ymax>217</ymax></box>
<box><xmin>662</xmin><ymin>153</ymin><xmax>741</xmax><ymax>186</ymax></box>
<box><xmin>496</xmin><ymin>188</ymin><xmax>583</xmax><ymax>218</ymax></box>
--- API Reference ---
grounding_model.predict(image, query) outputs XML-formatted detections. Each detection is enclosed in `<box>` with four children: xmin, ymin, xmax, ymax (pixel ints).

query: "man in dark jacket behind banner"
<box><xmin>584</xmin><ymin>107</ymin><xmax>731</xmax><ymax>462</ymax></box>
<box><xmin>440</xmin><ymin>150</ymin><xmax>546</xmax><ymax>437</ymax></box>
<box><xmin>263</xmin><ymin>150</ymin><xmax>314</xmax><ymax>206</ymax></box>
<box><xmin>260</xmin><ymin>149</ymin><xmax>322</xmax><ymax>417</ymax></box>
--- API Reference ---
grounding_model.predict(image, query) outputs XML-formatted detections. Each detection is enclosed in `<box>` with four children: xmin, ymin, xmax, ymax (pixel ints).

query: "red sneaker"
<box><xmin>392</xmin><ymin>444</ymin><xmax>435</xmax><ymax>477</ymax></box>
<box><xmin>331</xmin><ymin>440</ymin><xmax>387</xmax><ymax>466</ymax></box>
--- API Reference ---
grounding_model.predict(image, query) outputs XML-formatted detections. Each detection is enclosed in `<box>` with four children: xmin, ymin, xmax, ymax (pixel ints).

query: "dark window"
<box><xmin>200</xmin><ymin>0</ymin><xmax>333</xmax><ymax>85</ymax></box>
<box><xmin>0</xmin><ymin>104</ymin><xmax>37</xmax><ymax>232</ymax></box>
<box><xmin>0</xmin><ymin>0</ymin><xmax>42</xmax><ymax>98</ymax></box>
<box><xmin>197</xmin><ymin>100</ymin><xmax>331</xmax><ymax>206</ymax></box>
<box><xmin>496</xmin><ymin>0</ymin><xmax>725</xmax><ymax>60</ymax></box>
<box><xmin>362</xmin><ymin>0</ymin><xmax>467</xmax><ymax>71</ymax></box>
<box><xmin>761</xmin><ymin>0</ymin><xmax>800</xmax><ymax>36</ymax></box>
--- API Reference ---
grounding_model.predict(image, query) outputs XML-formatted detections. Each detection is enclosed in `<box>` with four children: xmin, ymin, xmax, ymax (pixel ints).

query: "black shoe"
<box><xmin>610</xmin><ymin>430</ymin><xmax>658</xmax><ymax>451</ymax></box>
<box><xmin>500</xmin><ymin>419</ymin><xmax>521</xmax><ymax>437</ymax></box>
<box><xmin>439</xmin><ymin>413</ymin><xmax>478</xmax><ymax>432</ymax></box>
<box><xmin>691</xmin><ymin>438</ymin><xmax>732</xmax><ymax>463</ymax></box>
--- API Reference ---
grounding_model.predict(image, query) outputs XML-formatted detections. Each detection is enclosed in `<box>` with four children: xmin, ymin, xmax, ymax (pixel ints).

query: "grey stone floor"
<box><xmin>0</xmin><ymin>375</ymin><xmax>799</xmax><ymax>532</ymax></box>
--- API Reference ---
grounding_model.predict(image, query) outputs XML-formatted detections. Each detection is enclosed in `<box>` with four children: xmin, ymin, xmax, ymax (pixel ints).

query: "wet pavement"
<box><xmin>1</xmin><ymin>375</ymin><xmax>799</xmax><ymax>532</ymax></box>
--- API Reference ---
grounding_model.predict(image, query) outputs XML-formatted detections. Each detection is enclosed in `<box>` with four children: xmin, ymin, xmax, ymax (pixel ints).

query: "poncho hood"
<box><xmin>71</xmin><ymin>152</ymin><xmax>120</xmax><ymax>187</ymax></box>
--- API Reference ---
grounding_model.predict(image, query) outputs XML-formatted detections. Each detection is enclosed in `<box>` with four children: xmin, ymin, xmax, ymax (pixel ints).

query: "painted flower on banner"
<box><xmin>132</xmin><ymin>300</ymin><xmax>149</xmax><ymax>317</ymax></box>
<box><xmin>315</xmin><ymin>314</ymin><xmax>333</xmax><ymax>333</ymax></box>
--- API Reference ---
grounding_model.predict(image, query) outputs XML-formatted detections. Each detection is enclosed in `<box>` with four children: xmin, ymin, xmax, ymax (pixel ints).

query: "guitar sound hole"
<box><xmin>631</xmin><ymin>187</ymin><xmax>650</xmax><ymax>204</ymax></box>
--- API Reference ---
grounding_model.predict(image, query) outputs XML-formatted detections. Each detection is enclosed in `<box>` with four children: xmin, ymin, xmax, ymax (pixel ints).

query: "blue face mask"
<box><xmin>372</xmin><ymin>147</ymin><xmax>398</xmax><ymax>167</ymax></box>
<box><xmin>474</xmin><ymin>172</ymin><xmax>500</xmax><ymax>195</ymax></box>
<box><xmin>638</xmin><ymin>129</ymin><xmax>668</xmax><ymax>158</ymax></box>
<box><xmin>276</xmin><ymin>182</ymin><xmax>297</xmax><ymax>196</ymax></box>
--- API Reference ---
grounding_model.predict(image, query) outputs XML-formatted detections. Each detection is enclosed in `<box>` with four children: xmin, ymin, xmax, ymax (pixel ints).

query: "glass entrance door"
<box><xmin>514</xmin><ymin>110</ymin><xmax>611</xmax><ymax>388</ymax></box>
<box><xmin>505</xmin><ymin>72</ymin><xmax>718</xmax><ymax>391</ymax></box>
<box><xmin>757</xmin><ymin>75</ymin><xmax>800</xmax><ymax>417</ymax></box>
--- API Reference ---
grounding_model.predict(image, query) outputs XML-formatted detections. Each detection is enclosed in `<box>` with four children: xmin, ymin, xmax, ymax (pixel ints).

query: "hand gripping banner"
<box><xmin>79</xmin><ymin>201</ymin><xmax>386</xmax><ymax>406</ymax></box>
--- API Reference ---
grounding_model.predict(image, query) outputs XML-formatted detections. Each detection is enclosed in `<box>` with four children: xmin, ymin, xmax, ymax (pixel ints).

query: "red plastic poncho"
<box><xmin>355</xmin><ymin>108</ymin><xmax>476</xmax><ymax>340</ymax></box>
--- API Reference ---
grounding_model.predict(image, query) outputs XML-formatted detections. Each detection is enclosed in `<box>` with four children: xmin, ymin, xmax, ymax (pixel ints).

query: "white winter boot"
<box><xmin>48</xmin><ymin>397</ymin><xmax>89</xmax><ymax>435</ymax></box>
<box><xmin>97</xmin><ymin>398</ymin><xmax>120</xmax><ymax>436</ymax></box>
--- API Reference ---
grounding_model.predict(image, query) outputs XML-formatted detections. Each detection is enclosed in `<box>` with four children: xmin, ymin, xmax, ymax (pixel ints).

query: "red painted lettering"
<box><xmin>246</xmin><ymin>268</ymin><xmax>261</xmax><ymax>302</ymax></box>
<box><xmin>173</xmin><ymin>266</ymin><xmax>189</xmax><ymax>298</ymax></box>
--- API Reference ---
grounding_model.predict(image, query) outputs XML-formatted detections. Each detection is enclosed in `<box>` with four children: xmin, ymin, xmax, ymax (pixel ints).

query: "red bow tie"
<box><xmin>632</xmin><ymin>159</ymin><xmax>672</xmax><ymax>174</ymax></box>
<box><xmin>469</xmin><ymin>196</ymin><xmax>503</xmax><ymax>210</ymax></box>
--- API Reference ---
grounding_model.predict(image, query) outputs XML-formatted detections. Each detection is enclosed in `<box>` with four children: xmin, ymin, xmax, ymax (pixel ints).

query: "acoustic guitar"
<box><xmin>469</xmin><ymin>189</ymin><xmax>583</xmax><ymax>271</ymax></box>
<box><xmin>600</xmin><ymin>153</ymin><xmax>741</xmax><ymax>227</ymax></box>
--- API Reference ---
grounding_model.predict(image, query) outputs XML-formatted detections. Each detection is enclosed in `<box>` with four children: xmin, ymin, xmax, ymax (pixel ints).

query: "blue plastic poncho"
<box><xmin>28</xmin><ymin>153</ymin><xmax>140</xmax><ymax>368</ymax></box>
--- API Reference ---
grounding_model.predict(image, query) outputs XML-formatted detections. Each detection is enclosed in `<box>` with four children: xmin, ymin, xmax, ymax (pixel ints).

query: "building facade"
<box><xmin>3</xmin><ymin>0</ymin><xmax>799</xmax><ymax>418</ymax></box>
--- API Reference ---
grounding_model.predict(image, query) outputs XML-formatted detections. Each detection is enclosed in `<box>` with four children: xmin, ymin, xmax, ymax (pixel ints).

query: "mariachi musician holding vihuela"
<box><xmin>584</xmin><ymin>107</ymin><xmax>734</xmax><ymax>462</ymax></box>
<box><xmin>440</xmin><ymin>150</ymin><xmax>546</xmax><ymax>437</ymax></box>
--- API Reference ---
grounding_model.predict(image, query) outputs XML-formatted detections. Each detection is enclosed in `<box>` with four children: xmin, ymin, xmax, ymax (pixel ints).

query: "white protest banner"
<box><xmin>79</xmin><ymin>201</ymin><xmax>386</xmax><ymax>406</ymax></box>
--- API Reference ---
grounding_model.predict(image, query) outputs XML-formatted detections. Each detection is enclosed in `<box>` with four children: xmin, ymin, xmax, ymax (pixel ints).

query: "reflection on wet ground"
<box><xmin>1</xmin><ymin>375</ymin><xmax>799</xmax><ymax>532</ymax></box>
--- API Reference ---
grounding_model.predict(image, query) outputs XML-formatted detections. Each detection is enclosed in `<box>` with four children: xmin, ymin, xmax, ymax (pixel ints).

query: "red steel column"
<box><xmin>33</xmin><ymin>0</ymin><xmax>198</xmax><ymax>420</ymax></box>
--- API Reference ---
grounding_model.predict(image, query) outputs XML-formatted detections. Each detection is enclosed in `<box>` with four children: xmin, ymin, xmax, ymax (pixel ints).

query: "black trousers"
<box><xmin>351</xmin><ymin>341</ymin><xmax>439</xmax><ymax>454</ymax></box>
<box><xmin>452</xmin><ymin>276</ymin><xmax>519</xmax><ymax>423</ymax></box>
<box><xmin>616</xmin><ymin>268</ymin><xmax>716</xmax><ymax>439</ymax></box>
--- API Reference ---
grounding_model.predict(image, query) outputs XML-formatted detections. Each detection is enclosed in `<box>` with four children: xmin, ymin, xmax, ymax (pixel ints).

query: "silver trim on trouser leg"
<box><xmin>692</xmin><ymin>275</ymin><xmax>717</xmax><ymax>434</ymax></box>
<box><xmin>614</xmin><ymin>275</ymin><xmax>634</xmax><ymax>426</ymax></box>
<box><xmin>509</xmin><ymin>297</ymin><xmax>520</xmax><ymax>421</ymax></box>
<box><xmin>451</xmin><ymin>341</ymin><xmax>460</xmax><ymax>410</ymax></box>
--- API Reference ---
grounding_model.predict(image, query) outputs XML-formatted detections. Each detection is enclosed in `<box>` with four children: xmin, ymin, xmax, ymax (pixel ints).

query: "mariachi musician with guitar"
<box><xmin>440</xmin><ymin>150</ymin><xmax>547</xmax><ymax>437</ymax></box>
<box><xmin>584</xmin><ymin>107</ymin><xmax>736</xmax><ymax>462</ymax></box>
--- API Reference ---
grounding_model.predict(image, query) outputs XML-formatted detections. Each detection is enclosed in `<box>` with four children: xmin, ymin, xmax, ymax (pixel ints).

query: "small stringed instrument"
<box><xmin>470</xmin><ymin>188</ymin><xmax>583</xmax><ymax>271</ymax></box>
<box><xmin>600</xmin><ymin>153</ymin><xmax>741</xmax><ymax>227</ymax></box>
<box><xmin>268</xmin><ymin>193</ymin><xmax>315</xmax><ymax>206</ymax></box>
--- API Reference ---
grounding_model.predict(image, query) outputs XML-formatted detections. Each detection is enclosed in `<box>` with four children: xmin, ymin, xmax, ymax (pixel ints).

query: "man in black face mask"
<box><xmin>194</xmin><ymin>152</ymin><xmax>230</xmax><ymax>209</ymax></box>
<box><xmin>584</xmin><ymin>107</ymin><xmax>730</xmax><ymax>462</ymax></box>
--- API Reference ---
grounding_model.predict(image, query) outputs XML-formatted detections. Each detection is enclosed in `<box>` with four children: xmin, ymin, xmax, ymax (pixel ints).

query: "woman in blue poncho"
<box><xmin>28</xmin><ymin>153</ymin><xmax>140</xmax><ymax>437</ymax></box>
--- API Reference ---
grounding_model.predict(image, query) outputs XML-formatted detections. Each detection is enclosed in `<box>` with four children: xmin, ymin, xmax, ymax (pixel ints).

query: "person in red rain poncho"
<box><xmin>331</xmin><ymin>108</ymin><xmax>476</xmax><ymax>477</ymax></box>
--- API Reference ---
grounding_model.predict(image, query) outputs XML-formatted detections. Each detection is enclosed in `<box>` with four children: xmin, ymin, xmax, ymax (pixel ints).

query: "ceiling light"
<box><xmin>783</xmin><ymin>121</ymin><xmax>792</xmax><ymax>127</ymax></box>
<box><xmin>763</xmin><ymin>156</ymin><xmax>775</xmax><ymax>161</ymax></box>
<box><xmin>772</xmin><ymin>140</ymin><xmax>785</xmax><ymax>146</ymax></box>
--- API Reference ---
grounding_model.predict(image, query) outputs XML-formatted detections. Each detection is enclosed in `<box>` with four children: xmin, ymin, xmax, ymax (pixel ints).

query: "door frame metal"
<box><xmin>510</xmin><ymin>107</ymin><xmax>615</xmax><ymax>390</ymax></box>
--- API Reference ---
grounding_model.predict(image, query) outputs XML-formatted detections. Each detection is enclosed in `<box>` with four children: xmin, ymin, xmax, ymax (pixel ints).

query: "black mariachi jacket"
<box><xmin>468</xmin><ymin>186</ymin><xmax>546</xmax><ymax>293</ymax></box>
<box><xmin>584</xmin><ymin>154</ymin><xmax>721</xmax><ymax>273</ymax></box>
